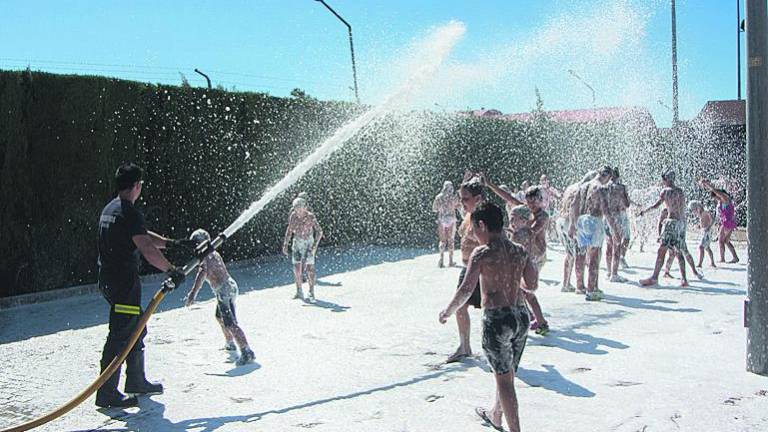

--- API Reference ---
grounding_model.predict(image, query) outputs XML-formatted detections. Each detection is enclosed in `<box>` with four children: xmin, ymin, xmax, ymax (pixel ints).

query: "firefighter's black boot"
<box><xmin>95</xmin><ymin>357</ymin><xmax>138</xmax><ymax>408</ymax></box>
<box><xmin>124</xmin><ymin>349</ymin><xmax>163</xmax><ymax>395</ymax></box>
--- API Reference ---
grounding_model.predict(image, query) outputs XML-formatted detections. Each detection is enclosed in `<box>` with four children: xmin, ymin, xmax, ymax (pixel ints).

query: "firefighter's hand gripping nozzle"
<box><xmin>161</xmin><ymin>233</ymin><xmax>227</xmax><ymax>293</ymax></box>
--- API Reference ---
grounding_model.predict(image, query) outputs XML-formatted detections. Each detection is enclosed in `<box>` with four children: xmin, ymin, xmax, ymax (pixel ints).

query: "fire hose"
<box><xmin>1</xmin><ymin>234</ymin><xmax>226</xmax><ymax>432</ymax></box>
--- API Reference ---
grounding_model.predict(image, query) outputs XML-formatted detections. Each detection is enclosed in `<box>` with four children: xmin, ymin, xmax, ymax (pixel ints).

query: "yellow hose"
<box><xmin>1</xmin><ymin>287</ymin><xmax>168</xmax><ymax>432</ymax></box>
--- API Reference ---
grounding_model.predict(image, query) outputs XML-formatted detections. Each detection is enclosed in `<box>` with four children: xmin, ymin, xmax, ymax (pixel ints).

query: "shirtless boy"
<box><xmin>439</xmin><ymin>202</ymin><xmax>537</xmax><ymax>432</ymax></box>
<box><xmin>639</xmin><ymin>171</ymin><xmax>691</xmax><ymax>287</ymax></box>
<box><xmin>604</xmin><ymin>167</ymin><xmax>631</xmax><ymax>282</ymax></box>
<box><xmin>568</xmin><ymin>166</ymin><xmax>619</xmax><ymax>301</ymax></box>
<box><xmin>688</xmin><ymin>200</ymin><xmax>717</xmax><ymax>268</ymax></box>
<box><xmin>186</xmin><ymin>229</ymin><xmax>255</xmax><ymax>366</ymax></box>
<box><xmin>446</xmin><ymin>174</ymin><xmax>486</xmax><ymax>363</ymax></box>
<box><xmin>556</xmin><ymin>177</ymin><xmax>592</xmax><ymax>293</ymax></box>
<box><xmin>283</xmin><ymin>197</ymin><xmax>324</xmax><ymax>301</ymax></box>
<box><xmin>509</xmin><ymin>204</ymin><xmax>549</xmax><ymax>336</ymax></box>
<box><xmin>433</xmin><ymin>181</ymin><xmax>461</xmax><ymax>268</ymax></box>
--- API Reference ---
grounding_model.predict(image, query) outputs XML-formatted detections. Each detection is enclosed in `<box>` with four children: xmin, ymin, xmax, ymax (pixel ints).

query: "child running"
<box><xmin>283</xmin><ymin>196</ymin><xmax>324</xmax><ymax>301</ymax></box>
<box><xmin>439</xmin><ymin>202</ymin><xmax>537</xmax><ymax>432</ymax></box>
<box><xmin>688</xmin><ymin>200</ymin><xmax>717</xmax><ymax>269</ymax></box>
<box><xmin>185</xmin><ymin>229</ymin><xmax>255</xmax><ymax>366</ymax></box>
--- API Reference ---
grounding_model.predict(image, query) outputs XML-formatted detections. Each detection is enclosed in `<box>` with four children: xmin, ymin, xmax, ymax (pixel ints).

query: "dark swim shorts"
<box><xmin>481</xmin><ymin>305</ymin><xmax>530</xmax><ymax>375</ymax></box>
<box><xmin>215</xmin><ymin>298</ymin><xmax>238</xmax><ymax>327</ymax></box>
<box><xmin>458</xmin><ymin>267</ymin><xmax>481</xmax><ymax>309</ymax></box>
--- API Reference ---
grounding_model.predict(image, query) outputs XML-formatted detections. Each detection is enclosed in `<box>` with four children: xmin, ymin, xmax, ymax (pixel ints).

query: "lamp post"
<box><xmin>315</xmin><ymin>0</ymin><xmax>360</xmax><ymax>103</ymax></box>
<box><xmin>671</xmin><ymin>0</ymin><xmax>680</xmax><ymax>126</ymax></box>
<box><xmin>194</xmin><ymin>68</ymin><xmax>212</xmax><ymax>89</ymax></box>
<box><xmin>567</xmin><ymin>69</ymin><xmax>596</xmax><ymax>107</ymax></box>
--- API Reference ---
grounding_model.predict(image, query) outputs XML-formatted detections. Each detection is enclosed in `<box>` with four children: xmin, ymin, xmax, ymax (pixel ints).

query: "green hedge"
<box><xmin>0</xmin><ymin>70</ymin><xmax>745</xmax><ymax>297</ymax></box>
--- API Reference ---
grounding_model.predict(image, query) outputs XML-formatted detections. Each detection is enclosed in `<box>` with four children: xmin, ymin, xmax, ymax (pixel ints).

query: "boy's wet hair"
<box><xmin>662</xmin><ymin>170</ymin><xmax>676</xmax><ymax>182</ymax></box>
<box><xmin>471</xmin><ymin>202</ymin><xmax>504</xmax><ymax>233</ymax></box>
<box><xmin>460</xmin><ymin>176</ymin><xmax>484</xmax><ymax>197</ymax></box>
<box><xmin>525</xmin><ymin>185</ymin><xmax>543</xmax><ymax>201</ymax></box>
<box><xmin>115</xmin><ymin>163</ymin><xmax>143</xmax><ymax>191</ymax></box>
<box><xmin>598</xmin><ymin>165</ymin><xmax>613</xmax><ymax>178</ymax></box>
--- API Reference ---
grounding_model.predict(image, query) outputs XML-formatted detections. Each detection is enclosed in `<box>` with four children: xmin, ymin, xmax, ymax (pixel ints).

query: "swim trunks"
<box><xmin>699</xmin><ymin>225</ymin><xmax>713</xmax><ymax>249</ymax></box>
<box><xmin>213</xmin><ymin>278</ymin><xmax>239</xmax><ymax>327</ymax></box>
<box><xmin>292</xmin><ymin>236</ymin><xmax>315</xmax><ymax>265</ymax></box>
<box><xmin>437</xmin><ymin>214</ymin><xmax>456</xmax><ymax>228</ymax></box>
<box><xmin>660</xmin><ymin>218</ymin><xmax>687</xmax><ymax>252</ymax></box>
<box><xmin>458</xmin><ymin>266</ymin><xmax>481</xmax><ymax>309</ymax></box>
<box><xmin>482</xmin><ymin>305</ymin><xmax>530</xmax><ymax>375</ymax></box>
<box><xmin>606</xmin><ymin>212</ymin><xmax>631</xmax><ymax>241</ymax></box>
<box><xmin>556</xmin><ymin>217</ymin><xmax>585</xmax><ymax>256</ymax></box>
<box><xmin>576</xmin><ymin>215</ymin><xmax>605</xmax><ymax>249</ymax></box>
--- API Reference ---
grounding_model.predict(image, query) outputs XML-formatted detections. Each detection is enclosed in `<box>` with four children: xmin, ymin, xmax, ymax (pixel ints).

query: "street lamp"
<box><xmin>194</xmin><ymin>68</ymin><xmax>212</xmax><ymax>89</ymax></box>
<box><xmin>567</xmin><ymin>69</ymin><xmax>596</xmax><ymax>106</ymax></box>
<box><xmin>314</xmin><ymin>0</ymin><xmax>360</xmax><ymax>104</ymax></box>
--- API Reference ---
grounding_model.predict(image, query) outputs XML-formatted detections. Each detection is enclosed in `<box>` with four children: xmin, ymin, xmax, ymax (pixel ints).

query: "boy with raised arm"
<box><xmin>639</xmin><ymin>171</ymin><xmax>690</xmax><ymax>287</ymax></box>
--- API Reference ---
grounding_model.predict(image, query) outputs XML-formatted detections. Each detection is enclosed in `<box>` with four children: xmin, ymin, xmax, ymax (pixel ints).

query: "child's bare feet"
<box><xmin>446</xmin><ymin>347</ymin><xmax>471</xmax><ymax>363</ymax></box>
<box><xmin>640</xmin><ymin>278</ymin><xmax>657</xmax><ymax>287</ymax></box>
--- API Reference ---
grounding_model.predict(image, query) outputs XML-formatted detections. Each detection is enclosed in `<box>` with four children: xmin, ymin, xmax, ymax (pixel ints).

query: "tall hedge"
<box><xmin>0</xmin><ymin>70</ymin><xmax>745</xmax><ymax>297</ymax></box>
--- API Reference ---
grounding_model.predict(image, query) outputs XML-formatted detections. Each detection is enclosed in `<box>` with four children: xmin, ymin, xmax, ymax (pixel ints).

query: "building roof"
<box><xmin>691</xmin><ymin>99</ymin><xmax>745</xmax><ymax>127</ymax></box>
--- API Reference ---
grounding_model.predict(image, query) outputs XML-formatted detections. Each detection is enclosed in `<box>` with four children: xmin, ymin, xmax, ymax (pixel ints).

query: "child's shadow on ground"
<box><xmin>316</xmin><ymin>279</ymin><xmax>343</xmax><ymax>287</ymax></box>
<box><xmin>302</xmin><ymin>299</ymin><xmax>350</xmax><ymax>312</ymax></box>
<box><xmin>518</xmin><ymin>364</ymin><xmax>595</xmax><ymax>398</ymax></box>
<box><xmin>530</xmin><ymin>328</ymin><xmax>629</xmax><ymax>355</ymax></box>
<box><xmin>204</xmin><ymin>361</ymin><xmax>262</xmax><ymax>378</ymax></box>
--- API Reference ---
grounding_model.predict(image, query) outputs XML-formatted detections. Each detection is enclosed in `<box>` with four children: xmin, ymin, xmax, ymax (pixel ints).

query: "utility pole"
<box><xmin>745</xmin><ymin>0</ymin><xmax>768</xmax><ymax>376</ymax></box>
<box><xmin>671</xmin><ymin>0</ymin><xmax>680</xmax><ymax>126</ymax></box>
<box><xmin>315</xmin><ymin>0</ymin><xmax>360</xmax><ymax>103</ymax></box>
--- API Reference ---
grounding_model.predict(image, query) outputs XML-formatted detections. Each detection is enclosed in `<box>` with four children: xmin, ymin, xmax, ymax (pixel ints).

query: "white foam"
<box><xmin>223</xmin><ymin>21</ymin><xmax>466</xmax><ymax>239</ymax></box>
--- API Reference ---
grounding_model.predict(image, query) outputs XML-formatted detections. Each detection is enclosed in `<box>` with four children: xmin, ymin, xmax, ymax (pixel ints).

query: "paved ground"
<box><xmin>1</xmin><ymin>242</ymin><xmax>766</xmax><ymax>431</ymax></box>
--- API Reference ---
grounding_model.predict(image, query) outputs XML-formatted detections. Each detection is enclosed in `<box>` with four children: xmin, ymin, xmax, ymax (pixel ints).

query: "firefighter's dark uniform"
<box><xmin>96</xmin><ymin>197</ymin><xmax>159</xmax><ymax>404</ymax></box>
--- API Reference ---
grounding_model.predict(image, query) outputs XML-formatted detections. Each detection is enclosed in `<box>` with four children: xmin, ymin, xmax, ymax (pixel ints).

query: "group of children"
<box><xmin>433</xmin><ymin>168</ymin><xmax>743</xmax><ymax>432</ymax></box>
<box><xmin>432</xmin><ymin>172</ymin><xmax>555</xmax><ymax>432</ymax></box>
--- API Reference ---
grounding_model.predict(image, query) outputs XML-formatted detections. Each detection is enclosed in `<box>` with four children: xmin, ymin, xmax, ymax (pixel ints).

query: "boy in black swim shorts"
<box><xmin>439</xmin><ymin>202</ymin><xmax>538</xmax><ymax>432</ymax></box>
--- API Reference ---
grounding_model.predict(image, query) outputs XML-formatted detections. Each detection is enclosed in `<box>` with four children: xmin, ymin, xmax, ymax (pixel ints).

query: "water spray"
<box><xmin>0</xmin><ymin>21</ymin><xmax>465</xmax><ymax>432</ymax></box>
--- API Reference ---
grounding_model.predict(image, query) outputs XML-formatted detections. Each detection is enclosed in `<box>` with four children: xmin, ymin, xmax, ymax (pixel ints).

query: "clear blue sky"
<box><xmin>0</xmin><ymin>0</ymin><xmax>745</xmax><ymax>126</ymax></box>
